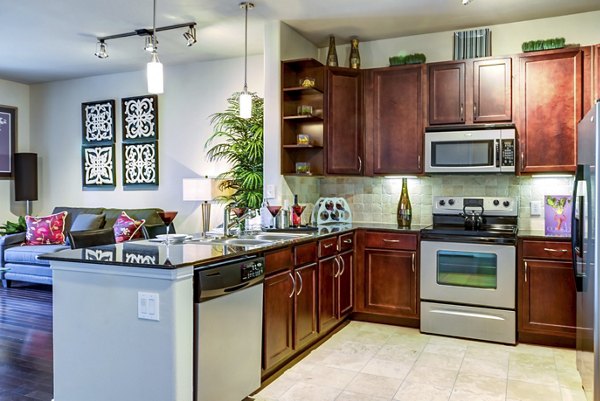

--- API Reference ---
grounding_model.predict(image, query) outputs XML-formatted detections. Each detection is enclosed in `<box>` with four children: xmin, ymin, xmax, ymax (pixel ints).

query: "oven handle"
<box><xmin>429</xmin><ymin>308</ymin><xmax>506</xmax><ymax>321</ymax></box>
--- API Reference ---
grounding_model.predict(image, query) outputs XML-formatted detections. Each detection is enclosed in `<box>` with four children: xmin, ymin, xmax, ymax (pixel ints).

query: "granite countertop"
<box><xmin>39</xmin><ymin>223</ymin><xmax>429</xmax><ymax>269</ymax></box>
<box><xmin>517</xmin><ymin>229</ymin><xmax>572</xmax><ymax>240</ymax></box>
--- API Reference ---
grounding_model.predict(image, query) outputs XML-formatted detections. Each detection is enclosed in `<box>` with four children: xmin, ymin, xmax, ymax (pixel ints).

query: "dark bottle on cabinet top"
<box><xmin>349</xmin><ymin>38</ymin><xmax>360</xmax><ymax>69</ymax></box>
<box><xmin>397</xmin><ymin>178</ymin><xmax>412</xmax><ymax>227</ymax></box>
<box><xmin>327</xmin><ymin>36</ymin><xmax>339</xmax><ymax>67</ymax></box>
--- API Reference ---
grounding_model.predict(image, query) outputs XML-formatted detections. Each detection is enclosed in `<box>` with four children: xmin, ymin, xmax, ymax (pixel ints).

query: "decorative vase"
<box><xmin>326</xmin><ymin>35</ymin><xmax>338</xmax><ymax>67</ymax></box>
<box><xmin>349</xmin><ymin>38</ymin><xmax>360</xmax><ymax>69</ymax></box>
<box><xmin>397</xmin><ymin>178</ymin><xmax>412</xmax><ymax>227</ymax></box>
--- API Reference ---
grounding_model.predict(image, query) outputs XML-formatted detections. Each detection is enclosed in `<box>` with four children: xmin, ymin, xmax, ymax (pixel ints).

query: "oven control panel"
<box><xmin>433</xmin><ymin>196</ymin><xmax>518</xmax><ymax>216</ymax></box>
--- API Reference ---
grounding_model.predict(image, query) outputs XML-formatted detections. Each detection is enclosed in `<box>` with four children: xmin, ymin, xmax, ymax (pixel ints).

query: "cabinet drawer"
<box><xmin>319</xmin><ymin>236</ymin><xmax>339</xmax><ymax>258</ymax></box>
<box><xmin>364</xmin><ymin>231</ymin><xmax>417</xmax><ymax>251</ymax></box>
<box><xmin>338</xmin><ymin>232</ymin><xmax>355</xmax><ymax>252</ymax></box>
<box><xmin>521</xmin><ymin>240</ymin><xmax>572</xmax><ymax>260</ymax></box>
<box><xmin>294</xmin><ymin>241</ymin><xmax>317</xmax><ymax>266</ymax></box>
<box><xmin>265</xmin><ymin>247</ymin><xmax>293</xmax><ymax>275</ymax></box>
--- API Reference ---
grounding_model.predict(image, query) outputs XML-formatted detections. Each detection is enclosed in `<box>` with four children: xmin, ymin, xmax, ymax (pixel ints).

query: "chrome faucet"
<box><xmin>223</xmin><ymin>203</ymin><xmax>257</xmax><ymax>237</ymax></box>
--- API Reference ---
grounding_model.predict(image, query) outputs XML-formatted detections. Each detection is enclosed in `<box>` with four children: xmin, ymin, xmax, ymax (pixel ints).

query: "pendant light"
<box><xmin>239</xmin><ymin>2</ymin><xmax>254</xmax><ymax>119</ymax></box>
<box><xmin>147</xmin><ymin>0</ymin><xmax>164</xmax><ymax>94</ymax></box>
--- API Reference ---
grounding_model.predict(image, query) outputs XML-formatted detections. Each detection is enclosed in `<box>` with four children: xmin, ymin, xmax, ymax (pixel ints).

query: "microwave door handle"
<box><xmin>495</xmin><ymin>139</ymin><xmax>500</xmax><ymax>167</ymax></box>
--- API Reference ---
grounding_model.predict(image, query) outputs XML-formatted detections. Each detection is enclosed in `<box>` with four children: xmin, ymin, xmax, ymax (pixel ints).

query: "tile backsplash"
<box><xmin>284</xmin><ymin>174</ymin><xmax>574</xmax><ymax>230</ymax></box>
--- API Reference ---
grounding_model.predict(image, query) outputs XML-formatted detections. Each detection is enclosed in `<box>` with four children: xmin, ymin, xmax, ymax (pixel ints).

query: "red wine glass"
<box><xmin>157</xmin><ymin>211</ymin><xmax>178</xmax><ymax>244</ymax></box>
<box><xmin>292</xmin><ymin>205</ymin><xmax>306</xmax><ymax>227</ymax></box>
<box><xmin>267</xmin><ymin>206</ymin><xmax>281</xmax><ymax>228</ymax></box>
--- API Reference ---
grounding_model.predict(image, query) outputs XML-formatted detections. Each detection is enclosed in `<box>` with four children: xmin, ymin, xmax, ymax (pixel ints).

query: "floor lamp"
<box><xmin>14</xmin><ymin>153</ymin><xmax>38</xmax><ymax>216</ymax></box>
<box><xmin>182</xmin><ymin>177</ymin><xmax>214</xmax><ymax>236</ymax></box>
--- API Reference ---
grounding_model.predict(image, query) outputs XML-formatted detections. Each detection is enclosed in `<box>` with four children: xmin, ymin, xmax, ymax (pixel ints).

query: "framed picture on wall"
<box><xmin>0</xmin><ymin>105</ymin><xmax>17</xmax><ymax>178</ymax></box>
<box><xmin>122</xmin><ymin>141</ymin><xmax>159</xmax><ymax>187</ymax></box>
<box><xmin>82</xmin><ymin>99</ymin><xmax>115</xmax><ymax>145</ymax></box>
<box><xmin>121</xmin><ymin>95</ymin><xmax>158</xmax><ymax>143</ymax></box>
<box><xmin>82</xmin><ymin>145</ymin><xmax>116</xmax><ymax>188</ymax></box>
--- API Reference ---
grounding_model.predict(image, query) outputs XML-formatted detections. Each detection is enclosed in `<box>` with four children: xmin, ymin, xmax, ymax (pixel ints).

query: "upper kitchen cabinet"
<box><xmin>326</xmin><ymin>67</ymin><xmax>363</xmax><ymax>175</ymax></box>
<box><xmin>281</xmin><ymin>59</ymin><xmax>362</xmax><ymax>176</ymax></box>
<box><xmin>428</xmin><ymin>57</ymin><xmax>512</xmax><ymax>125</ymax></box>
<box><xmin>364</xmin><ymin>65</ymin><xmax>426</xmax><ymax>175</ymax></box>
<box><xmin>281</xmin><ymin>59</ymin><xmax>326</xmax><ymax>176</ymax></box>
<box><xmin>517</xmin><ymin>47</ymin><xmax>590</xmax><ymax>173</ymax></box>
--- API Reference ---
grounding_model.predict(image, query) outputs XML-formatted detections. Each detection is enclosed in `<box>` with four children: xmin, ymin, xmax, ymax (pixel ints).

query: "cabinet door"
<box><xmin>473</xmin><ymin>58</ymin><xmax>512</xmax><ymax>122</ymax></box>
<box><xmin>362</xmin><ymin>249</ymin><xmax>418</xmax><ymax>318</ymax></box>
<box><xmin>370</xmin><ymin>66</ymin><xmax>425</xmax><ymax>174</ymax></box>
<box><xmin>294</xmin><ymin>263</ymin><xmax>318</xmax><ymax>349</ymax></box>
<box><xmin>338</xmin><ymin>251</ymin><xmax>353</xmax><ymax>318</ymax></box>
<box><xmin>263</xmin><ymin>270</ymin><xmax>294</xmax><ymax>370</ymax></box>
<box><xmin>428</xmin><ymin>62</ymin><xmax>466</xmax><ymax>125</ymax></box>
<box><xmin>326</xmin><ymin>67</ymin><xmax>362</xmax><ymax>175</ymax></box>
<box><xmin>519</xmin><ymin>259</ymin><xmax>576</xmax><ymax>338</ymax></box>
<box><xmin>318</xmin><ymin>256</ymin><xmax>338</xmax><ymax>332</ymax></box>
<box><xmin>518</xmin><ymin>49</ymin><xmax>584</xmax><ymax>173</ymax></box>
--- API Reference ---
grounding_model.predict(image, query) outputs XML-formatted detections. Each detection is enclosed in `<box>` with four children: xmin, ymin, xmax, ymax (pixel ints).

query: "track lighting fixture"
<box><xmin>239</xmin><ymin>2</ymin><xmax>254</xmax><ymax>119</ymax></box>
<box><xmin>462</xmin><ymin>0</ymin><xmax>474</xmax><ymax>5</ymax></box>
<box><xmin>94</xmin><ymin>40</ymin><xmax>108</xmax><ymax>59</ymax></box>
<box><xmin>183</xmin><ymin>26</ymin><xmax>196</xmax><ymax>47</ymax></box>
<box><xmin>144</xmin><ymin>35</ymin><xmax>158</xmax><ymax>52</ymax></box>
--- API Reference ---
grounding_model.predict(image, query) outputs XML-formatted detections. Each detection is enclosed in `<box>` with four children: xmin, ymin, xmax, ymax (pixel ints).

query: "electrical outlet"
<box><xmin>266</xmin><ymin>184</ymin><xmax>276</xmax><ymax>199</ymax></box>
<box><xmin>530</xmin><ymin>201</ymin><xmax>542</xmax><ymax>216</ymax></box>
<box><xmin>138</xmin><ymin>292</ymin><xmax>160</xmax><ymax>321</ymax></box>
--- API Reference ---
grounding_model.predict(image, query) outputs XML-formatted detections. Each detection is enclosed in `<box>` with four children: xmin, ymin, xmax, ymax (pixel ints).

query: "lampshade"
<box><xmin>147</xmin><ymin>52</ymin><xmax>164</xmax><ymax>94</ymax></box>
<box><xmin>183</xmin><ymin>178</ymin><xmax>213</xmax><ymax>202</ymax></box>
<box><xmin>239</xmin><ymin>92</ymin><xmax>252</xmax><ymax>119</ymax></box>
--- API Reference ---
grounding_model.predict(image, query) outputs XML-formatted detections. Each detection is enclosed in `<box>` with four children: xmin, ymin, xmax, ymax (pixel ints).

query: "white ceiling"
<box><xmin>1</xmin><ymin>0</ymin><xmax>599</xmax><ymax>84</ymax></box>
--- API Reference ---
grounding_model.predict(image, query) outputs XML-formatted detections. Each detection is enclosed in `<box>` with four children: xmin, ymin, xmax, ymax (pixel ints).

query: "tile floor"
<box><xmin>253</xmin><ymin>321</ymin><xmax>586</xmax><ymax>401</ymax></box>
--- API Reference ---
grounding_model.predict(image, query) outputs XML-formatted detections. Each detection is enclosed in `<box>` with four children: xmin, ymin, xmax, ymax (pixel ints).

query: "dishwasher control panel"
<box><xmin>241</xmin><ymin>260</ymin><xmax>264</xmax><ymax>281</ymax></box>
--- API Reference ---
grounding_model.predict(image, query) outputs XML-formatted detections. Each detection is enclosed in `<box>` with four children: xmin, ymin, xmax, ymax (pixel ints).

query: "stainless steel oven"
<box><xmin>420</xmin><ymin>196</ymin><xmax>518</xmax><ymax>344</ymax></box>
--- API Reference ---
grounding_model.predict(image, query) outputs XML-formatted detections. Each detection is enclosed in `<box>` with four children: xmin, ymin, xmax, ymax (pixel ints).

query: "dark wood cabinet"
<box><xmin>517</xmin><ymin>47</ymin><xmax>589</xmax><ymax>173</ymax></box>
<box><xmin>518</xmin><ymin>239</ymin><xmax>576</xmax><ymax>347</ymax></box>
<box><xmin>428</xmin><ymin>57</ymin><xmax>512</xmax><ymax>126</ymax></box>
<box><xmin>338</xmin><ymin>250</ymin><xmax>353</xmax><ymax>317</ymax></box>
<box><xmin>365</xmin><ymin>65</ymin><xmax>426</xmax><ymax>175</ymax></box>
<box><xmin>318</xmin><ymin>255</ymin><xmax>338</xmax><ymax>332</ymax></box>
<box><xmin>294</xmin><ymin>263</ymin><xmax>318</xmax><ymax>349</ymax></box>
<box><xmin>355</xmin><ymin>230</ymin><xmax>419</xmax><ymax>323</ymax></box>
<box><xmin>326</xmin><ymin>67</ymin><xmax>362</xmax><ymax>175</ymax></box>
<box><xmin>263</xmin><ymin>269</ymin><xmax>294</xmax><ymax>370</ymax></box>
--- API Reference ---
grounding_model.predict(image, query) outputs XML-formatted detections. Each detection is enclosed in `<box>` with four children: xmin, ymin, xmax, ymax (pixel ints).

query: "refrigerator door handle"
<box><xmin>571</xmin><ymin>166</ymin><xmax>585</xmax><ymax>292</ymax></box>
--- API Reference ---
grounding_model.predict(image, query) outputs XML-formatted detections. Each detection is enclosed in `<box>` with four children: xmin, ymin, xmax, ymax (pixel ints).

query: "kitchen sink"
<box><xmin>221</xmin><ymin>238</ymin><xmax>273</xmax><ymax>246</ymax></box>
<box><xmin>251</xmin><ymin>233</ymin><xmax>312</xmax><ymax>241</ymax></box>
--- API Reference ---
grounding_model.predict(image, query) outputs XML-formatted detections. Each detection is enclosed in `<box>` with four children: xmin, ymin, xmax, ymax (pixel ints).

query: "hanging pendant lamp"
<box><xmin>239</xmin><ymin>2</ymin><xmax>254</xmax><ymax>119</ymax></box>
<box><xmin>147</xmin><ymin>0</ymin><xmax>164</xmax><ymax>94</ymax></box>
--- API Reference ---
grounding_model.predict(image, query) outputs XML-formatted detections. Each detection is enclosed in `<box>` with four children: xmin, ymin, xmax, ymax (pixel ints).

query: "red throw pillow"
<box><xmin>24</xmin><ymin>211</ymin><xmax>68</xmax><ymax>245</ymax></box>
<box><xmin>113</xmin><ymin>211</ymin><xmax>145</xmax><ymax>243</ymax></box>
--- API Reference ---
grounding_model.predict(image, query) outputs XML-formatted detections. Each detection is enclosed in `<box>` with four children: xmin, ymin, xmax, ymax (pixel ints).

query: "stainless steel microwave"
<box><xmin>424</xmin><ymin>129</ymin><xmax>516</xmax><ymax>173</ymax></box>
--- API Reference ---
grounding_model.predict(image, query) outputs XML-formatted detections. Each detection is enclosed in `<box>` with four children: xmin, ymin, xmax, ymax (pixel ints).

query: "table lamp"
<box><xmin>183</xmin><ymin>177</ymin><xmax>214</xmax><ymax>236</ymax></box>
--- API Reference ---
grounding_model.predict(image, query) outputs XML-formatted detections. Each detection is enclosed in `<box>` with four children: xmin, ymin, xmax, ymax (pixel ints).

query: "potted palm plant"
<box><xmin>205</xmin><ymin>92</ymin><xmax>264</xmax><ymax>210</ymax></box>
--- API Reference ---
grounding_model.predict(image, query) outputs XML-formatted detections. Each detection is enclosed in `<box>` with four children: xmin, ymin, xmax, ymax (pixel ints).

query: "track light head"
<box><xmin>462</xmin><ymin>0</ymin><xmax>473</xmax><ymax>5</ymax></box>
<box><xmin>144</xmin><ymin>35</ymin><xmax>158</xmax><ymax>52</ymax></box>
<box><xmin>94</xmin><ymin>40</ymin><xmax>108</xmax><ymax>59</ymax></box>
<box><xmin>183</xmin><ymin>26</ymin><xmax>196</xmax><ymax>47</ymax></box>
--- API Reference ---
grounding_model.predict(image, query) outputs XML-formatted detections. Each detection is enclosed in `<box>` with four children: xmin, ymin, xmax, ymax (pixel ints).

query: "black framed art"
<box><xmin>0</xmin><ymin>105</ymin><xmax>17</xmax><ymax>178</ymax></box>
<box><xmin>82</xmin><ymin>145</ymin><xmax>116</xmax><ymax>188</ymax></box>
<box><xmin>82</xmin><ymin>99</ymin><xmax>115</xmax><ymax>145</ymax></box>
<box><xmin>122</xmin><ymin>95</ymin><xmax>158</xmax><ymax>142</ymax></box>
<box><xmin>122</xmin><ymin>141</ymin><xmax>159</xmax><ymax>186</ymax></box>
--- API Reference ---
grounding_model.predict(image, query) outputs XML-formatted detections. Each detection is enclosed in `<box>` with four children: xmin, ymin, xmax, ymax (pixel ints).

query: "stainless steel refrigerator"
<box><xmin>574</xmin><ymin>101</ymin><xmax>600</xmax><ymax>401</ymax></box>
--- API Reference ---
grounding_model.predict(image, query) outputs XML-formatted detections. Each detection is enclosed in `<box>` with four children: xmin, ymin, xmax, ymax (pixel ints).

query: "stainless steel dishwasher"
<box><xmin>194</xmin><ymin>255</ymin><xmax>265</xmax><ymax>401</ymax></box>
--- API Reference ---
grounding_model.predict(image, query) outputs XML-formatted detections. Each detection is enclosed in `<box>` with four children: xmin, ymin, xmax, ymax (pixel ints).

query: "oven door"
<box><xmin>420</xmin><ymin>240</ymin><xmax>515</xmax><ymax>309</ymax></box>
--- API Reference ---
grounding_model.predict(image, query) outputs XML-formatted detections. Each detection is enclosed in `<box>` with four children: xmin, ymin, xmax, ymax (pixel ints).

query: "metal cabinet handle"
<box><xmin>417</xmin><ymin>155</ymin><xmax>422</xmax><ymax>170</ymax></box>
<box><xmin>383</xmin><ymin>239</ymin><xmax>400</xmax><ymax>243</ymax></box>
<box><xmin>358</xmin><ymin>156</ymin><xmax>363</xmax><ymax>173</ymax></box>
<box><xmin>520</xmin><ymin>152</ymin><xmax>525</xmax><ymax>171</ymax></box>
<box><xmin>411</xmin><ymin>253</ymin><xmax>415</xmax><ymax>273</ymax></box>
<box><xmin>524</xmin><ymin>261</ymin><xmax>528</xmax><ymax>283</ymax></box>
<box><xmin>343</xmin><ymin>239</ymin><xmax>353</xmax><ymax>244</ymax></box>
<box><xmin>295</xmin><ymin>271</ymin><xmax>303</xmax><ymax>296</ymax></box>
<box><xmin>289</xmin><ymin>272</ymin><xmax>296</xmax><ymax>298</ymax></box>
<box><xmin>339</xmin><ymin>255</ymin><xmax>345</xmax><ymax>277</ymax></box>
<box><xmin>473</xmin><ymin>102</ymin><xmax>478</xmax><ymax>118</ymax></box>
<box><xmin>324</xmin><ymin>243</ymin><xmax>334</xmax><ymax>249</ymax></box>
<box><xmin>334</xmin><ymin>257</ymin><xmax>341</xmax><ymax>278</ymax></box>
<box><xmin>543</xmin><ymin>247</ymin><xmax>568</xmax><ymax>253</ymax></box>
<box><xmin>460</xmin><ymin>103</ymin><xmax>464</xmax><ymax>120</ymax></box>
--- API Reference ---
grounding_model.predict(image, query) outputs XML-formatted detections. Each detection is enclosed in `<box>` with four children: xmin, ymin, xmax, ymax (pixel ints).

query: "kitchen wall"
<box><xmin>0</xmin><ymin>78</ymin><xmax>31</xmax><ymax>223</ymax></box>
<box><xmin>29</xmin><ymin>55</ymin><xmax>264</xmax><ymax>234</ymax></box>
<box><xmin>317</xmin><ymin>10</ymin><xmax>600</xmax><ymax>68</ymax></box>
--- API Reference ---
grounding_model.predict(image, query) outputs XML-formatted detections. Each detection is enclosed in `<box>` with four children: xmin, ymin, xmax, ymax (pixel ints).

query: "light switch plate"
<box><xmin>530</xmin><ymin>201</ymin><xmax>543</xmax><ymax>216</ymax></box>
<box><xmin>266</xmin><ymin>184</ymin><xmax>276</xmax><ymax>199</ymax></box>
<box><xmin>138</xmin><ymin>292</ymin><xmax>160</xmax><ymax>321</ymax></box>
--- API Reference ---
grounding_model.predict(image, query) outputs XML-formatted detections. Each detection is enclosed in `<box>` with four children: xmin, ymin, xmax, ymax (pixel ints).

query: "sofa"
<box><xmin>0</xmin><ymin>206</ymin><xmax>168</xmax><ymax>287</ymax></box>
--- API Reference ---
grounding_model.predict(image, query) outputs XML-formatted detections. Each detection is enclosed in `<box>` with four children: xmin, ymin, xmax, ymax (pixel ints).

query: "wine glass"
<box><xmin>292</xmin><ymin>204</ymin><xmax>306</xmax><ymax>227</ymax></box>
<box><xmin>267</xmin><ymin>206</ymin><xmax>281</xmax><ymax>228</ymax></box>
<box><xmin>157</xmin><ymin>211</ymin><xmax>178</xmax><ymax>244</ymax></box>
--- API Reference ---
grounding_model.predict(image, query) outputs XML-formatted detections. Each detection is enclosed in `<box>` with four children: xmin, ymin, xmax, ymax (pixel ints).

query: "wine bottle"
<box><xmin>397</xmin><ymin>178</ymin><xmax>412</xmax><ymax>227</ymax></box>
<box><xmin>326</xmin><ymin>35</ymin><xmax>338</xmax><ymax>67</ymax></box>
<box><xmin>349</xmin><ymin>38</ymin><xmax>360</xmax><ymax>69</ymax></box>
<box><xmin>292</xmin><ymin>194</ymin><xmax>301</xmax><ymax>227</ymax></box>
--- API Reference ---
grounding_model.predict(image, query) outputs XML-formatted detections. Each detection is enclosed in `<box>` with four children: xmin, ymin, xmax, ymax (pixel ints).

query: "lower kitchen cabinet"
<box><xmin>294</xmin><ymin>263</ymin><xmax>318</xmax><ymax>349</ymax></box>
<box><xmin>355</xmin><ymin>231</ymin><xmax>419</xmax><ymax>324</ymax></box>
<box><xmin>263</xmin><ymin>269</ymin><xmax>294</xmax><ymax>370</ymax></box>
<box><xmin>518</xmin><ymin>238</ymin><xmax>576</xmax><ymax>347</ymax></box>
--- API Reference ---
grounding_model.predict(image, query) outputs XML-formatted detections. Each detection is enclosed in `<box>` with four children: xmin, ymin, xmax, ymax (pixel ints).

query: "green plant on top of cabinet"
<box><xmin>364</xmin><ymin>64</ymin><xmax>426</xmax><ymax>174</ymax></box>
<box><xmin>517</xmin><ymin>47</ymin><xmax>590</xmax><ymax>173</ymax></box>
<box><xmin>428</xmin><ymin>57</ymin><xmax>512</xmax><ymax>125</ymax></box>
